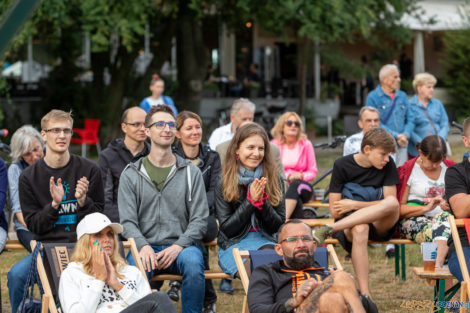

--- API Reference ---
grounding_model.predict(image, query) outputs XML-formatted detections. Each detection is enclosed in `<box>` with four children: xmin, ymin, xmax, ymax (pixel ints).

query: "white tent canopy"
<box><xmin>401</xmin><ymin>0</ymin><xmax>469</xmax><ymax>31</ymax></box>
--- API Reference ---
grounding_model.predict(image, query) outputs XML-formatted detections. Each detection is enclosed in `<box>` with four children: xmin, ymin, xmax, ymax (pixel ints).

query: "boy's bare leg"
<box><xmin>331</xmin><ymin>197</ymin><xmax>399</xmax><ymax>233</ymax></box>
<box><xmin>297</xmin><ymin>271</ymin><xmax>366</xmax><ymax>313</ymax></box>
<box><xmin>345</xmin><ymin>225</ymin><xmax>370</xmax><ymax>296</ymax></box>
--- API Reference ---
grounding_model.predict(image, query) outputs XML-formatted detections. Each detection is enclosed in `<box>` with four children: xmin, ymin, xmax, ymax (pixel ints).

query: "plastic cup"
<box><xmin>421</xmin><ymin>242</ymin><xmax>438</xmax><ymax>272</ymax></box>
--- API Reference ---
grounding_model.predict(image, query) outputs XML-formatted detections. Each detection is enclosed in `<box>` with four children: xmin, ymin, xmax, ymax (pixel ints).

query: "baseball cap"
<box><xmin>76</xmin><ymin>212</ymin><xmax>123</xmax><ymax>240</ymax></box>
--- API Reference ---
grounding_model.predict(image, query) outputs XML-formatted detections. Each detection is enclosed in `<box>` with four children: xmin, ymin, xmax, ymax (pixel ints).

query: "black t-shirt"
<box><xmin>329</xmin><ymin>154</ymin><xmax>400</xmax><ymax>194</ymax></box>
<box><xmin>445</xmin><ymin>160</ymin><xmax>470</xmax><ymax>252</ymax></box>
<box><xmin>20</xmin><ymin>154</ymin><xmax>104</xmax><ymax>243</ymax></box>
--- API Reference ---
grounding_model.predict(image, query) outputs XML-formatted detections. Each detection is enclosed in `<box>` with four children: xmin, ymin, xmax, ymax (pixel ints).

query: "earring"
<box><xmin>236</xmin><ymin>154</ymin><xmax>240</xmax><ymax>160</ymax></box>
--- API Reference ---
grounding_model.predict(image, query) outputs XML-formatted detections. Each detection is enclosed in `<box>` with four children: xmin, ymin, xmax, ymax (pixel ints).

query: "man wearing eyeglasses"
<box><xmin>98</xmin><ymin>106</ymin><xmax>149</xmax><ymax>222</ymax></box>
<box><xmin>8</xmin><ymin>109</ymin><xmax>104</xmax><ymax>313</ymax></box>
<box><xmin>118</xmin><ymin>105</ymin><xmax>208</xmax><ymax>313</ymax></box>
<box><xmin>248</xmin><ymin>220</ymin><xmax>377</xmax><ymax>313</ymax></box>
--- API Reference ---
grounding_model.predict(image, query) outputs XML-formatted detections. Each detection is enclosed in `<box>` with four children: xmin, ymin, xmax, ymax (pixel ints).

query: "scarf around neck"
<box><xmin>238</xmin><ymin>165</ymin><xmax>263</xmax><ymax>186</ymax></box>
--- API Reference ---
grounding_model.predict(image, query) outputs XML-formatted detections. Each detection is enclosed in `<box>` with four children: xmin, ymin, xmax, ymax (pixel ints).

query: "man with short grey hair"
<box><xmin>208</xmin><ymin>98</ymin><xmax>255</xmax><ymax>150</ymax></box>
<box><xmin>343</xmin><ymin>107</ymin><xmax>380</xmax><ymax>156</ymax></box>
<box><xmin>366</xmin><ymin>64</ymin><xmax>414</xmax><ymax>166</ymax></box>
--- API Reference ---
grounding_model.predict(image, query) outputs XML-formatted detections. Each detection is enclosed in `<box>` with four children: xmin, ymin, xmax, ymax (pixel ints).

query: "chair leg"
<box><xmin>401</xmin><ymin>244</ymin><xmax>406</xmax><ymax>281</ymax></box>
<box><xmin>460</xmin><ymin>281</ymin><xmax>467</xmax><ymax>313</ymax></box>
<box><xmin>242</xmin><ymin>296</ymin><xmax>249</xmax><ymax>313</ymax></box>
<box><xmin>42</xmin><ymin>294</ymin><xmax>49</xmax><ymax>313</ymax></box>
<box><xmin>394</xmin><ymin>244</ymin><xmax>400</xmax><ymax>277</ymax></box>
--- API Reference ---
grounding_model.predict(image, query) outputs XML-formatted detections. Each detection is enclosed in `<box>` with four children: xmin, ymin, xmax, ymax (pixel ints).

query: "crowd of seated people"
<box><xmin>3</xmin><ymin>62</ymin><xmax>470</xmax><ymax>313</ymax></box>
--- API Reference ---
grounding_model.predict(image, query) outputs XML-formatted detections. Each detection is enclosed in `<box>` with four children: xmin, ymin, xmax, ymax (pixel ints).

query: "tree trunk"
<box><xmin>297</xmin><ymin>37</ymin><xmax>311</xmax><ymax>116</ymax></box>
<box><xmin>175</xmin><ymin>0</ymin><xmax>207</xmax><ymax>112</ymax></box>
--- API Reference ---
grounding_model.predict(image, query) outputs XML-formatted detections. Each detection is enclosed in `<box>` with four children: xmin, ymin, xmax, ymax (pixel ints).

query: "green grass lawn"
<box><xmin>1</xmin><ymin>138</ymin><xmax>468</xmax><ymax>312</ymax></box>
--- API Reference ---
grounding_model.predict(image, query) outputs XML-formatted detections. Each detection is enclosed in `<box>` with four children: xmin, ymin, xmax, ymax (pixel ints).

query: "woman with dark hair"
<box><xmin>139</xmin><ymin>74</ymin><xmax>177</xmax><ymax>116</ymax></box>
<box><xmin>59</xmin><ymin>213</ymin><xmax>176</xmax><ymax>313</ymax></box>
<box><xmin>271</xmin><ymin>112</ymin><xmax>317</xmax><ymax>219</ymax></box>
<box><xmin>171</xmin><ymin>111</ymin><xmax>220</xmax><ymax>313</ymax></box>
<box><xmin>215</xmin><ymin>123</ymin><xmax>285</xmax><ymax>278</ymax></box>
<box><xmin>397</xmin><ymin>135</ymin><xmax>455</xmax><ymax>267</ymax></box>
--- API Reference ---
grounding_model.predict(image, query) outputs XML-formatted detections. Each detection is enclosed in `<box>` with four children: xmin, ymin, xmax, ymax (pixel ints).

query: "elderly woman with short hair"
<box><xmin>408</xmin><ymin>73</ymin><xmax>449</xmax><ymax>157</ymax></box>
<box><xmin>8</xmin><ymin>125</ymin><xmax>44</xmax><ymax>251</ymax></box>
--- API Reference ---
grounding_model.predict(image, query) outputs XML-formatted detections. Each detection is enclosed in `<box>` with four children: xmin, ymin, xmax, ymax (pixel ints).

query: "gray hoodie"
<box><xmin>118</xmin><ymin>155</ymin><xmax>208</xmax><ymax>250</ymax></box>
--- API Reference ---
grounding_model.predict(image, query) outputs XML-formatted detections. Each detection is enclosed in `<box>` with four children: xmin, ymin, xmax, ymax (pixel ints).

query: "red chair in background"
<box><xmin>71</xmin><ymin>119</ymin><xmax>101</xmax><ymax>158</ymax></box>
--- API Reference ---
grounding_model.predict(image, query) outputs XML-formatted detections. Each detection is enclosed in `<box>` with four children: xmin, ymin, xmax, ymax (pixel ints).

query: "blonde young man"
<box><xmin>7</xmin><ymin>109</ymin><xmax>104</xmax><ymax>313</ymax></box>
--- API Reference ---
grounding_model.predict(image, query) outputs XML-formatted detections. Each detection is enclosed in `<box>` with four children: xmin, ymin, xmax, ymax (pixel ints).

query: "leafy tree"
<box><xmin>219</xmin><ymin>0</ymin><xmax>419</xmax><ymax>114</ymax></box>
<box><xmin>0</xmin><ymin>0</ymin><xmax>203</xmax><ymax>142</ymax></box>
<box><xmin>442</xmin><ymin>27</ymin><xmax>470</xmax><ymax>120</ymax></box>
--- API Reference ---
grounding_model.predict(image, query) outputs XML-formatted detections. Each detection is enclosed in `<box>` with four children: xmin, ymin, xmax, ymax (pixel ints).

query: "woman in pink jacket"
<box><xmin>271</xmin><ymin>112</ymin><xmax>318</xmax><ymax>219</ymax></box>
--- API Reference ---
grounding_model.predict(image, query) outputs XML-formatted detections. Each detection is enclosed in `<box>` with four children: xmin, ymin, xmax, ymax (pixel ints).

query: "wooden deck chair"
<box><xmin>32</xmin><ymin>238</ymin><xmax>146</xmax><ymax>313</ymax></box>
<box><xmin>233</xmin><ymin>244</ymin><xmax>342</xmax><ymax>313</ymax></box>
<box><xmin>449</xmin><ymin>216</ymin><xmax>470</xmax><ymax>313</ymax></box>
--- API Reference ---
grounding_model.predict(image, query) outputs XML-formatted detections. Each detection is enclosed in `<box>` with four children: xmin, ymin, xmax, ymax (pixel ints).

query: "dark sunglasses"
<box><xmin>285</xmin><ymin>121</ymin><xmax>301</xmax><ymax>127</ymax></box>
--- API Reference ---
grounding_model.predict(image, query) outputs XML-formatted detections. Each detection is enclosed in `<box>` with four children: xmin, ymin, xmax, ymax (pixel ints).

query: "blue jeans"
<box><xmin>127</xmin><ymin>245</ymin><xmax>205</xmax><ymax>313</ymax></box>
<box><xmin>8</xmin><ymin>253</ymin><xmax>33</xmax><ymax>313</ymax></box>
<box><xmin>0</xmin><ymin>227</ymin><xmax>6</xmax><ymax>252</ymax></box>
<box><xmin>449</xmin><ymin>248</ymin><xmax>470</xmax><ymax>281</ymax></box>
<box><xmin>218</xmin><ymin>232</ymin><xmax>275</xmax><ymax>277</ymax></box>
<box><xmin>16</xmin><ymin>229</ymin><xmax>34</xmax><ymax>253</ymax></box>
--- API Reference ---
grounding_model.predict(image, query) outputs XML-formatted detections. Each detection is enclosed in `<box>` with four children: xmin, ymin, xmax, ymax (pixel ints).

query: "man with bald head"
<box><xmin>248</xmin><ymin>220</ymin><xmax>377</xmax><ymax>313</ymax></box>
<box><xmin>366</xmin><ymin>64</ymin><xmax>414</xmax><ymax>166</ymax></box>
<box><xmin>98</xmin><ymin>106</ymin><xmax>150</xmax><ymax>221</ymax></box>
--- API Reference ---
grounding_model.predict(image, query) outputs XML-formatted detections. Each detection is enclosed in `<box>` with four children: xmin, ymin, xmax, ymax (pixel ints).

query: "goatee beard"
<box><xmin>284</xmin><ymin>250</ymin><xmax>315</xmax><ymax>270</ymax></box>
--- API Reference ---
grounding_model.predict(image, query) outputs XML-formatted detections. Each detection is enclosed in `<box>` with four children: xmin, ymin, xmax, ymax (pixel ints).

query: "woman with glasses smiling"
<box><xmin>271</xmin><ymin>112</ymin><xmax>318</xmax><ymax>220</ymax></box>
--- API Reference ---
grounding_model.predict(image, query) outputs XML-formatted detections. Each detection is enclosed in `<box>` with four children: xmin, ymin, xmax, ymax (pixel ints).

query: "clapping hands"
<box><xmin>249</xmin><ymin>177</ymin><xmax>267</xmax><ymax>202</ymax></box>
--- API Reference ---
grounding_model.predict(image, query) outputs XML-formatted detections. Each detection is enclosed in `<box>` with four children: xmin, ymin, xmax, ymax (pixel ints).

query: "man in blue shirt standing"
<box><xmin>366</xmin><ymin>64</ymin><xmax>414</xmax><ymax>166</ymax></box>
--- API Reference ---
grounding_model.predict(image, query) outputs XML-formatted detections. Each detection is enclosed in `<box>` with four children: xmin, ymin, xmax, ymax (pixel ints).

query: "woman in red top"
<box><xmin>397</xmin><ymin>135</ymin><xmax>455</xmax><ymax>267</ymax></box>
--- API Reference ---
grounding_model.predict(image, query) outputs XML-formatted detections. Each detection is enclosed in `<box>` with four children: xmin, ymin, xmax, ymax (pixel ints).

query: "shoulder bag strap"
<box><xmin>419</xmin><ymin>106</ymin><xmax>438</xmax><ymax>135</ymax></box>
<box><xmin>382</xmin><ymin>95</ymin><xmax>399</xmax><ymax>125</ymax></box>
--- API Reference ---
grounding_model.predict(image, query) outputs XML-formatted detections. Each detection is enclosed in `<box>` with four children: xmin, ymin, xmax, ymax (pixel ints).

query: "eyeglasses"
<box><xmin>285</xmin><ymin>121</ymin><xmax>301</xmax><ymax>127</ymax></box>
<box><xmin>281</xmin><ymin>235</ymin><xmax>314</xmax><ymax>244</ymax></box>
<box><xmin>148</xmin><ymin>121</ymin><xmax>177</xmax><ymax>130</ymax></box>
<box><xmin>124</xmin><ymin>122</ymin><xmax>146</xmax><ymax>128</ymax></box>
<box><xmin>44</xmin><ymin>128</ymin><xmax>73</xmax><ymax>135</ymax></box>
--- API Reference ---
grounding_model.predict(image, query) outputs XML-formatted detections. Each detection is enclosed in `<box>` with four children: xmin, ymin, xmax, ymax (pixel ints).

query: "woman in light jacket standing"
<box><xmin>408</xmin><ymin>73</ymin><xmax>449</xmax><ymax>158</ymax></box>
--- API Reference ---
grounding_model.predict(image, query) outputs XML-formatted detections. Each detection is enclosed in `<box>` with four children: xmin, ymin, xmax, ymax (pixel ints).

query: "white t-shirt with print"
<box><xmin>407</xmin><ymin>162</ymin><xmax>447</xmax><ymax>217</ymax></box>
<box><xmin>146</xmin><ymin>97</ymin><xmax>165</xmax><ymax>107</ymax></box>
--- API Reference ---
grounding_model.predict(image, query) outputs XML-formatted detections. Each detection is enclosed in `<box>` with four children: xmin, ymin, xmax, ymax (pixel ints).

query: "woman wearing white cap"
<box><xmin>59</xmin><ymin>213</ymin><xmax>176</xmax><ymax>313</ymax></box>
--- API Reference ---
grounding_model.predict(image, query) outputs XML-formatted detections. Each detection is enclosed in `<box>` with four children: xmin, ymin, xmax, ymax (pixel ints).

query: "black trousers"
<box><xmin>121</xmin><ymin>292</ymin><xmax>177</xmax><ymax>313</ymax></box>
<box><xmin>285</xmin><ymin>180</ymin><xmax>314</xmax><ymax>218</ymax></box>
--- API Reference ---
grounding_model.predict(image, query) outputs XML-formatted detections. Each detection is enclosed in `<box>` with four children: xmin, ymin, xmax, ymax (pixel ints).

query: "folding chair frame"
<box><xmin>449</xmin><ymin>216</ymin><xmax>470</xmax><ymax>313</ymax></box>
<box><xmin>233</xmin><ymin>244</ymin><xmax>343</xmax><ymax>313</ymax></box>
<box><xmin>32</xmin><ymin>238</ymin><xmax>146</xmax><ymax>313</ymax></box>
